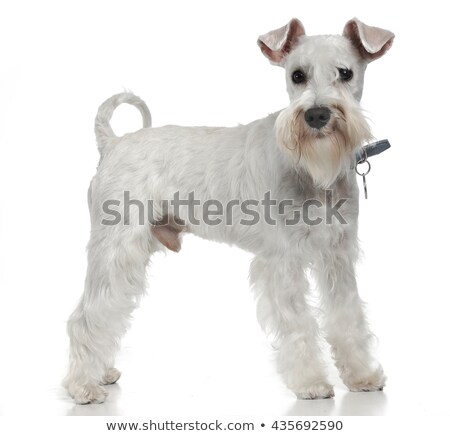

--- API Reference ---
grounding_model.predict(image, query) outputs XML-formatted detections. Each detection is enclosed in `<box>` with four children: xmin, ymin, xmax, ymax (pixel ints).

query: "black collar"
<box><xmin>355</xmin><ymin>139</ymin><xmax>391</xmax><ymax>163</ymax></box>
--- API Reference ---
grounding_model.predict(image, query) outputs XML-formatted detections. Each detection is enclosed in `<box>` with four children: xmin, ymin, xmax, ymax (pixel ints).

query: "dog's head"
<box><xmin>258</xmin><ymin>18</ymin><xmax>394</xmax><ymax>188</ymax></box>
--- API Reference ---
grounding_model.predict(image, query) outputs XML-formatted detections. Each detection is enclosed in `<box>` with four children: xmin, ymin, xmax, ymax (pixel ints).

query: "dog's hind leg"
<box><xmin>65</xmin><ymin>224</ymin><xmax>153</xmax><ymax>404</ymax></box>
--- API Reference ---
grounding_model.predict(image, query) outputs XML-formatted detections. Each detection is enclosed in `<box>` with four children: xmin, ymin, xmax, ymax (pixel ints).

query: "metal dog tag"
<box><xmin>355</xmin><ymin>158</ymin><xmax>371</xmax><ymax>200</ymax></box>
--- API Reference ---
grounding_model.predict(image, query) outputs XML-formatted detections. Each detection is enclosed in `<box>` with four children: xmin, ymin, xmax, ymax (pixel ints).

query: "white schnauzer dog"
<box><xmin>65</xmin><ymin>18</ymin><xmax>394</xmax><ymax>404</ymax></box>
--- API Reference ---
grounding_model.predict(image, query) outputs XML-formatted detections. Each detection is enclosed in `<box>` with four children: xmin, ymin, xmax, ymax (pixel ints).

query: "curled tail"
<box><xmin>95</xmin><ymin>92</ymin><xmax>152</xmax><ymax>154</ymax></box>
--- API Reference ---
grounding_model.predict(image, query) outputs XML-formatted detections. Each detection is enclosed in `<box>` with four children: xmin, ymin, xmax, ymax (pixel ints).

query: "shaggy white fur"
<box><xmin>65</xmin><ymin>18</ymin><xmax>394</xmax><ymax>404</ymax></box>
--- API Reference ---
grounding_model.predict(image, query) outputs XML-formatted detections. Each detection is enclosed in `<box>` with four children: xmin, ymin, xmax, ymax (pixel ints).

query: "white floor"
<box><xmin>0</xmin><ymin>236</ymin><xmax>448</xmax><ymax>417</ymax></box>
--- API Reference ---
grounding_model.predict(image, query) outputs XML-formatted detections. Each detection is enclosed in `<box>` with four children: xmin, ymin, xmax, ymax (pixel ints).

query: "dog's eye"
<box><xmin>338</xmin><ymin>68</ymin><xmax>353</xmax><ymax>81</ymax></box>
<box><xmin>292</xmin><ymin>70</ymin><xmax>306</xmax><ymax>84</ymax></box>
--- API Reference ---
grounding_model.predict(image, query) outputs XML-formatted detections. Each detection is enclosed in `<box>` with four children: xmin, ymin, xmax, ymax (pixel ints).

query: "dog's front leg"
<box><xmin>312</xmin><ymin>244</ymin><xmax>386</xmax><ymax>392</ymax></box>
<box><xmin>250</xmin><ymin>255</ymin><xmax>334</xmax><ymax>399</ymax></box>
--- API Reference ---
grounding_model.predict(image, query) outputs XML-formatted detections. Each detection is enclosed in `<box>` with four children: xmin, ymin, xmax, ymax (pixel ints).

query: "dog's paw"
<box><xmin>296</xmin><ymin>382</ymin><xmax>335</xmax><ymax>400</ymax></box>
<box><xmin>102</xmin><ymin>368</ymin><xmax>121</xmax><ymax>385</ymax></box>
<box><xmin>344</xmin><ymin>367</ymin><xmax>386</xmax><ymax>392</ymax></box>
<box><xmin>68</xmin><ymin>382</ymin><xmax>108</xmax><ymax>405</ymax></box>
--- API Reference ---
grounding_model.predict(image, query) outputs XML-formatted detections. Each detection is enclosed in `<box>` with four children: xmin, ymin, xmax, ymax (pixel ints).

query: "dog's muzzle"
<box><xmin>304</xmin><ymin>107</ymin><xmax>331</xmax><ymax>129</ymax></box>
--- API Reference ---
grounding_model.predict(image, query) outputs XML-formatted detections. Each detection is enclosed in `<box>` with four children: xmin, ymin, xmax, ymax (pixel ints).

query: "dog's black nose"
<box><xmin>304</xmin><ymin>107</ymin><xmax>331</xmax><ymax>129</ymax></box>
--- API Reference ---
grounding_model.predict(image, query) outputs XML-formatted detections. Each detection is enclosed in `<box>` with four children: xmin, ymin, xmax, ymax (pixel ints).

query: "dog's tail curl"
<box><xmin>95</xmin><ymin>92</ymin><xmax>152</xmax><ymax>154</ymax></box>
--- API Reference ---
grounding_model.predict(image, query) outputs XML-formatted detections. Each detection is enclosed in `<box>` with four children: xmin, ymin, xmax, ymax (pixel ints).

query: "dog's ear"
<box><xmin>257</xmin><ymin>19</ymin><xmax>305</xmax><ymax>66</ymax></box>
<box><xmin>343</xmin><ymin>18</ymin><xmax>394</xmax><ymax>62</ymax></box>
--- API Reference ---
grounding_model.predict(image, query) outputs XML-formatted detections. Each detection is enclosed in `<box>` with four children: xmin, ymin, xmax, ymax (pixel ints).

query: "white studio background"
<box><xmin>0</xmin><ymin>0</ymin><xmax>449</xmax><ymax>421</ymax></box>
